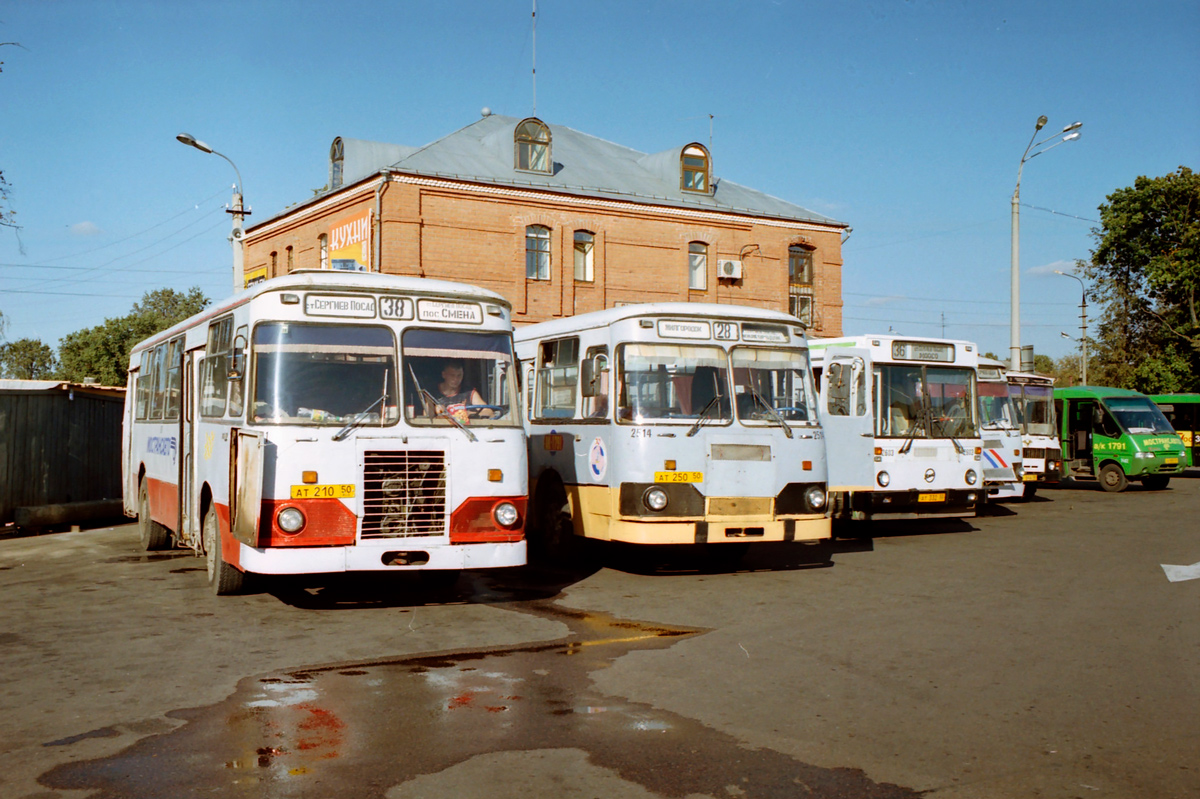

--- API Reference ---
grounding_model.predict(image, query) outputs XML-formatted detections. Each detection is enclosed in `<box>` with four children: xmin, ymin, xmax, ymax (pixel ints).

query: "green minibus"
<box><xmin>1054</xmin><ymin>386</ymin><xmax>1187</xmax><ymax>492</ymax></box>
<box><xmin>1149</xmin><ymin>393</ymin><xmax>1199</xmax><ymax>468</ymax></box>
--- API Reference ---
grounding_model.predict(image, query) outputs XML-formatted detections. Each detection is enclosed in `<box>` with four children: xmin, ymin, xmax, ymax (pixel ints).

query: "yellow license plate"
<box><xmin>654</xmin><ymin>471</ymin><xmax>703</xmax><ymax>483</ymax></box>
<box><xmin>917</xmin><ymin>492</ymin><xmax>946</xmax><ymax>503</ymax></box>
<box><xmin>1165</xmin><ymin>457</ymin><xmax>1178</xmax><ymax>465</ymax></box>
<box><xmin>291</xmin><ymin>484</ymin><xmax>356</xmax><ymax>499</ymax></box>
<box><xmin>1022</xmin><ymin>473</ymin><xmax>1038</xmax><ymax>482</ymax></box>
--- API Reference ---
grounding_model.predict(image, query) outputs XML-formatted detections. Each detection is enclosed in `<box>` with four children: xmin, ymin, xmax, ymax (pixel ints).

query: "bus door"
<box><xmin>178</xmin><ymin>349</ymin><xmax>199</xmax><ymax>548</ymax></box>
<box><xmin>818</xmin><ymin>349</ymin><xmax>874</xmax><ymax>491</ymax></box>
<box><xmin>230</xmin><ymin>429</ymin><xmax>265</xmax><ymax>546</ymax></box>
<box><xmin>1066</xmin><ymin>399</ymin><xmax>1095</xmax><ymax>473</ymax></box>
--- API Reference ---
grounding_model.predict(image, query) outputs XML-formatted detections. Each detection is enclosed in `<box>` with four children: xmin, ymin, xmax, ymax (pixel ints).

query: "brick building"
<box><xmin>243</xmin><ymin>113</ymin><xmax>848</xmax><ymax>333</ymax></box>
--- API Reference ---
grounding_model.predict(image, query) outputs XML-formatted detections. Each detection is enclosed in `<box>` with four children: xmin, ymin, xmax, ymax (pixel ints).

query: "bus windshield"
<box><xmin>731</xmin><ymin>347</ymin><xmax>817</xmax><ymax>424</ymax></box>
<box><xmin>617</xmin><ymin>343</ymin><xmax>731</xmax><ymax>423</ymax></box>
<box><xmin>252</xmin><ymin>322</ymin><xmax>398</xmax><ymax>425</ymax></box>
<box><xmin>1010</xmin><ymin>383</ymin><xmax>1055</xmax><ymax>437</ymax></box>
<box><xmin>877</xmin><ymin>364</ymin><xmax>977</xmax><ymax>439</ymax></box>
<box><xmin>1104</xmin><ymin>396</ymin><xmax>1175</xmax><ymax>435</ymax></box>
<box><xmin>402</xmin><ymin>328</ymin><xmax>520</xmax><ymax>427</ymax></box>
<box><xmin>979</xmin><ymin>381</ymin><xmax>1018</xmax><ymax>430</ymax></box>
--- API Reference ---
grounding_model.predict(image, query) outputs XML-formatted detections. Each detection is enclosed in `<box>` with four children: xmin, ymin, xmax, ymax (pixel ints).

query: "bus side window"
<box><xmin>135</xmin><ymin>350</ymin><xmax>152</xmax><ymax>420</ymax></box>
<box><xmin>581</xmin><ymin>347</ymin><xmax>609</xmax><ymax>418</ymax></box>
<box><xmin>164</xmin><ymin>337</ymin><xmax>183</xmax><ymax>421</ymax></box>
<box><xmin>149</xmin><ymin>344</ymin><xmax>168</xmax><ymax>420</ymax></box>
<box><xmin>227</xmin><ymin>325</ymin><xmax>248</xmax><ymax>418</ymax></box>
<box><xmin>200</xmin><ymin>316</ymin><xmax>234</xmax><ymax>418</ymax></box>
<box><xmin>536</xmin><ymin>337</ymin><xmax>580</xmax><ymax>420</ymax></box>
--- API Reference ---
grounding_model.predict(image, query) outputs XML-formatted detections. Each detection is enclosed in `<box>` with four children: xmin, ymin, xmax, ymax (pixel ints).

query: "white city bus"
<box><xmin>977</xmin><ymin>357</ymin><xmax>1023</xmax><ymax>501</ymax></box>
<box><xmin>514</xmin><ymin>304</ymin><xmax>830</xmax><ymax>557</ymax></box>
<box><xmin>1005</xmin><ymin>370</ymin><xmax>1061</xmax><ymax>498</ymax></box>
<box><xmin>810</xmin><ymin>335</ymin><xmax>984</xmax><ymax>521</ymax></box>
<box><xmin>122</xmin><ymin>271</ymin><xmax>526</xmax><ymax>594</ymax></box>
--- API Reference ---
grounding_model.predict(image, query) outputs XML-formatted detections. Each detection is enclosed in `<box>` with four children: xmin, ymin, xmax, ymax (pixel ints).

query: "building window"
<box><xmin>286</xmin><ymin>246</ymin><xmax>294</xmax><ymax>272</ymax></box>
<box><xmin>790</xmin><ymin>295</ymin><xmax>813</xmax><ymax>327</ymax></box>
<box><xmin>526</xmin><ymin>225</ymin><xmax>551</xmax><ymax>280</ymax></box>
<box><xmin>681</xmin><ymin>143</ymin><xmax>710</xmax><ymax>193</ymax></box>
<box><xmin>688</xmin><ymin>241</ymin><xmax>708</xmax><ymax>290</ymax></box>
<box><xmin>270</xmin><ymin>251</ymin><xmax>277</xmax><ymax>274</ymax></box>
<box><xmin>330</xmin><ymin>137</ymin><xmax>344</xmax><ymax>189</ymax></box>
<box><xmin>515</xmin><ymin>118</ymin><xmax>551</xmax><ymax>173</ymax></box>
<box><xmin>574</xmin><ymin>230</ymin><xmax>594</xmax><ymax>282</ymax></box>
<box><xmin>319</xmin><ymin>234</ymin><xmax>329</xmax><ymax>269</ymax></box>
<box><xmin>789</xmin><ymin>245</ymin><xmax>814</xmax><ymax>286</ymax></box>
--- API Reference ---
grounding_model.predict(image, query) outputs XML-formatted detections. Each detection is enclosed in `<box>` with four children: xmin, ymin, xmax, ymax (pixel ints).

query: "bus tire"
<box><xmin>1099</xmin><ymin>463</ymin><xmax>1128</xmax><ymax>493</ymax></box>
<box><xmin>204</xmin><ymin>504</ymin><xmax>245</xmax><ymax>596</ymax></box>
<box><xmin>1141</xmin><ymin>475</ymin><xmax>1170</xmax><ymax>491</ymax></box>
<box><xmin>529</xmin><ymin>474</ymin><xmax>575</xmax><ymax>565</ymax></box>
<box><xmin>1021</xmin><ymin>484</ymin><xmax>1037</xmax><ymax>501</ymax></box>
<box><xmin>138</xmin><ymin>479</ymin><xmax>171</xmax><ymax>551</ymax></box>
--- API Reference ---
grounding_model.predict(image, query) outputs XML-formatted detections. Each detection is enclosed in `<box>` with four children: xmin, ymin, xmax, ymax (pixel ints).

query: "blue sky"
<box><xmin>2</xmin><ymin>0</ymin><xmax>1197</xmax><ymax>361</ymax></box>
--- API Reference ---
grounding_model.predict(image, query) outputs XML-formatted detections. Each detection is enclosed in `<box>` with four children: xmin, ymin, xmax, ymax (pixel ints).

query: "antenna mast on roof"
<box><xmin>532</xmin><ymin>0</ymin><xmax>537</xmax><ymax>114</ymax></box>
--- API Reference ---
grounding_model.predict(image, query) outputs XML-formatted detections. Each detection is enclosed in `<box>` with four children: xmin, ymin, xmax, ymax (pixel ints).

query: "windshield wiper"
<box><xmin>929</xmin><ymin>415</ymin><xmax>966</xmax><ymax>454</ymax></box>
<box><xmin>747</xmin><ymin>384</ymin><xmax>792</xmax><ymax>439</ymax></box>
<box><xmin>420</xmin><ymin>388</ymin><xmax>477</xmax><ymax>442</ymax></box>
<box><xmin>332</xmin><ymin>395</ymin><xmax>386</xmax><ymax>441</ymax></box>
<box><xmin>686</xmin><ymin>395</ymin><xmax>721</xmax><ymax>437</ymax></box>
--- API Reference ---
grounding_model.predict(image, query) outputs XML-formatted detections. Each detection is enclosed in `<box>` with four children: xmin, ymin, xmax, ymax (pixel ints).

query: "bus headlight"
<box><xmin>805</xmin><ymin>486</ymin><xmax>827</xmax><ymax>511</ymax></box>
<box><xmin>877</xmin><ymin>471</ymin><xmax>890</xmax><ymax>488</ymax></box>
<box><xmin>493</xmin><ymin>502</ymin><xmax>520</xmax><ymax>528</ymax></box>
<box><xmin>277</xmin><ymin>507</ymin><xmax>306</xmax><ymax>533</ymax></box>
<box><xmin>643</xmin><ymin>487</ymin><xmax>669</xmax><ymax>511</ymax></box>
<box><xmin>965</xmin><ymin>469</ymin><xmax>978</xmax><ymax>486</ymax></box>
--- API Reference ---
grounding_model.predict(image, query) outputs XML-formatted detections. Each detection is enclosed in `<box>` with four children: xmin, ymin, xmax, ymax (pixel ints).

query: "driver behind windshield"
<box><xmin>426</xmin><ymin>360</ymin><xmax>493</xmax><ymax>421</ymax></box>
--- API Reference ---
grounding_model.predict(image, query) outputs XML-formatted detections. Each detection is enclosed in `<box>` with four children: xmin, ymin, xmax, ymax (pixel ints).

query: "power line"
<box><xmin>844</xmin><ymin>291</ymin><xmax>1072</xmax><ymax>307</ymax></box>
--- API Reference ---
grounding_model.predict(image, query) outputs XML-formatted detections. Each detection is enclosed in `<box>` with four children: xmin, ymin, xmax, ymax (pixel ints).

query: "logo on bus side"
<box><xmin>589</xmin><ymin>437</ymin><xmax>607</xmax><ymax>481</ymax></box>
<box><xmin>147</xmin><ymin>436</ymin><xmax>177</xmax><ymax>465</ymax></box>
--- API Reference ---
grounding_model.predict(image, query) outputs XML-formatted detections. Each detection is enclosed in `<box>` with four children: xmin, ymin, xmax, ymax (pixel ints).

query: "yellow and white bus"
<box><xmin>810</xmin><ymin>335</ymin><xmax>984</xmax><ymax>520</ymax></box>
<box><xmin>122</xmin><ymin>271</ymin><xmax>526</xmax><ymax>594</ymax></box>
<box><xmin>1005</xmin><ymin>369</ymin><xmax>1061</xmax><ymax>498</ymax></box>
<box><xmin>515</xmin><ymin>304</ymin><xmax>830</xmax><ymax>558</ymax></box>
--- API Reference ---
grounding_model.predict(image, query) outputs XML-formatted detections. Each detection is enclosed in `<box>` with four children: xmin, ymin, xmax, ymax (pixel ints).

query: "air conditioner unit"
<box><xmin>717</xmin><ymin>259</ymin><xmax>743</xmax><ymax>279</ymax></box>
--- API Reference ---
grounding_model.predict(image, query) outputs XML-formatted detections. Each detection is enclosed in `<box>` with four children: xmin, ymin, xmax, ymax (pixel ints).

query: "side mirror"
<box><xmin>580</xmin><ymin>355</ymin><xmax>608</xmax><ymax>398</ymax></box>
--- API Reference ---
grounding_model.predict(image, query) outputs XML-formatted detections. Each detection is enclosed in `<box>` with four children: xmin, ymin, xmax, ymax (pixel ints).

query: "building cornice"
<box><xmin>245</xmin><ymin>172</ymin><xmax>845</xmax><ymax>241</ymax></box>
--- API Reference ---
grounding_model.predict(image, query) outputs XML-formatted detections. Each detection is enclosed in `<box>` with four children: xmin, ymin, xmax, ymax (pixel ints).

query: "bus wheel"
<box><xmin>203</xmin><ymin>505</ymin><xmax>245</xmax><ymax>596</ymax></box>
<box><xmin>1141</xmin><ymin>475</ymin><xmax>1170</xmax><ymax>490</ymax></box>
<box><xmin>1021</xmin><ymin>484</ymin><xmax>1037</xmax><ymax>501</ymax></box>
<box><xmin>1099</xmin><ymin>463</ymin><xmax>1128</xmax><ymax>493</ymax></box>
<box><xmin>138</xmin><ymin>480</ymin><xmax>171</xmax><ymax>551</ymax></box>
<box><xmin>530</xmin><ymin>476</ymin><xmax>575</xmax><ymax>566</ymax></box>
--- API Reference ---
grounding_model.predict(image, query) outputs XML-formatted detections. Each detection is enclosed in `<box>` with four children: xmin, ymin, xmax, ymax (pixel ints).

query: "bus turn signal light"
<box><xmin>488</xmin><ymin>469</ymin><xmax>503</xmax><ymax>482</ymax></box>
<box><xmin>302</xmin><ymin>471</ymin><xmax>318</xmax><ymax>484</ymax></box>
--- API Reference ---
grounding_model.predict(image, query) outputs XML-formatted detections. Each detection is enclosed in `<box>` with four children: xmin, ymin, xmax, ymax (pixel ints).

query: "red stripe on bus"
<box><xmin>146</xmin><ymin>477</ymin><xmax>179</xmax><ymax>530</ymax></box>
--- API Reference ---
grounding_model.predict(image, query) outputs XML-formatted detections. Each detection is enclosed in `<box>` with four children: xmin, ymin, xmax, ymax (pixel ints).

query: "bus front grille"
<box><xmin>361</xmin><ymin>450</ymin><xmax>447</xmax><ymax>539</ymax></box>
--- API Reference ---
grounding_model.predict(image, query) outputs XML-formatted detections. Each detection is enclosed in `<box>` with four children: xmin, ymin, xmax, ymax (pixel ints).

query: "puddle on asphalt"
<box><xmin>40</xmin><ymin>598</ymin><xmax>920</xmax><ymax>798</ymax></box>
<box><xmin>104</xmin><ymin>552</ymin><xmax>195</xmax><ymax>564</ymax></box>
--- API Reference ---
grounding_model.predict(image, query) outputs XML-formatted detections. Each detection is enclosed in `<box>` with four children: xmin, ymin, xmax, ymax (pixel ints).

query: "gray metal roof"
<box><xmin>257</xmin><ymin>115</ymin><xmax>846</xmax><ymax>231</ymax></box>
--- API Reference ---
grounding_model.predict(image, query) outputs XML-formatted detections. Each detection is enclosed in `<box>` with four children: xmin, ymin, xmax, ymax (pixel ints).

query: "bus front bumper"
<box><xmin>235</xmin><ymin>539</ymin><xmax>526</xmax><ymax>574</ymax></box>
<box><xmin>850</xmin><ymin>489</ymin><xmax>981</xmax><ymax>520</ymax></box>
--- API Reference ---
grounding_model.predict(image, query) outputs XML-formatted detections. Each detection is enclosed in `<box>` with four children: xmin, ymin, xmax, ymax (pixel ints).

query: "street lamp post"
<box><xmin>1055</xmin><ymin>269</ymin><xmax>1088</xmax><ymax>385</ymax></box>
<box><xmin>1010</xmin><ymin>116</ymin><xmax>1083</xmax><ymax>370</ymax></box>
<box><xmin>176</xmin><ymin>133</ymin><xmax>250</xmax><ymax>294</ymax></box>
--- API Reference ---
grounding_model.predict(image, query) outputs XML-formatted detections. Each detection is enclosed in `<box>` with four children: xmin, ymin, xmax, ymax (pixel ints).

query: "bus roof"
<box><xmin>809</xmin><ymin>333</ymin><xmax>978</xmax><ymax>350</ymax></box>
<box><xmin>513</xmin><ymin>302</ymin><xmax>804</xmax><ymax>342</ymax></box>
<box><xmin>130</xmin><ymin>270</ymin><xmax>511</xmax><ymax>355</ymax></box>
<box><xmin>1148</xmin><ymin>393</ymin><xmax>1200</xmax><ymax>402</ymax></box>
<box><xmin>1053</xmin><ymin>385</ymin><xmax>1154</xmax><ymax>400</ymax></box>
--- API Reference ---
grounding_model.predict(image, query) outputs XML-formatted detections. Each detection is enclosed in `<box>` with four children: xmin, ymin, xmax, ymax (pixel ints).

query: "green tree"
<box><xmin>1084</xmin><ymin>166</ymin><xmax>1200</xmax><ymax>392</ymax></box>
<box><xmin>57</xmin><ymin>287</ymin><xmax>209</xmax><ymax>385</ymax></box>
<box><xmin>0</xmin><ymin>337</ymin><xmax>57</xmax><ymax>379</ymax></box>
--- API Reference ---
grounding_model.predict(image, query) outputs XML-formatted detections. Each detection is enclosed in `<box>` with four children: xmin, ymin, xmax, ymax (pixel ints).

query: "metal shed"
<box><xmin>0</xmin><ymin>380</ymin><xmax>126</xmax><ymax>525</ymax></box>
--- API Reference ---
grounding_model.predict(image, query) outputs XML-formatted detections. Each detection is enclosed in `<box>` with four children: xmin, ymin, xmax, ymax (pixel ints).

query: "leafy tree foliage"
<box><xmin>57</xmin><ymin>288</ymin><xmax>209</xmax><ymax>386</ymax></box>
<box><xmin>1083</xmin><ymin>166</ymin><xmax>1200</xmax><ymax>392</ymax></box>
<box><xmin>0</xmin><ymin>337</ymin><xmax>58</xmax><ymax>379</ymax></box>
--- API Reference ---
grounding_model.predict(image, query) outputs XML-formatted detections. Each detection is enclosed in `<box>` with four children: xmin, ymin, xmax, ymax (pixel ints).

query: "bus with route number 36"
<box><xmin>122</xmin><ymin>271</ymin><xmax>527</xmax><ymax>594</ymax></box>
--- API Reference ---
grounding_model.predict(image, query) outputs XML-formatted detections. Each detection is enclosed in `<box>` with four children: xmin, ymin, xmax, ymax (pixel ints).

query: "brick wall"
<box><xmin>244</xmin><ymin>176</ymin><xmax>843</xmax><ymax>335</ymax></box>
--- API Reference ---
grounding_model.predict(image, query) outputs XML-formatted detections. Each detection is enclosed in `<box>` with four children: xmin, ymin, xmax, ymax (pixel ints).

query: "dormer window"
<box><xmin>329</xmin><ymin>137</ymin><xmax>345</xmax><ymax>189</ymax></box>
<box><xmin>515</xmin><ymin>118</ymin><xmax>551</xmax><ymax>173</ymax></box>
<box><xmin>681</xmin><ymin>143</ymin><xmax>710</xmax><ymax>193</ymax></box>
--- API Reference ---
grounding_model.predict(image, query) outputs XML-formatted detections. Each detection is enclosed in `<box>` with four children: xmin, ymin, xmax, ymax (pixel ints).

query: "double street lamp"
<box><xmin>176</xmin><ymin>133</ymin><xmax>250</xmax><ymax>293</ymax></box>
<box><xmin>1010</xmin><ymin>116</ymin><xmax>1082</xmax><ymax>370</ymax></box>
<box><xmin>1055</xmin><ymin>269</ymin><xmax>1088</xmax><ymax>385</ymax></box>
